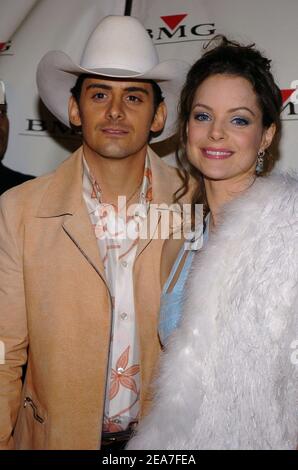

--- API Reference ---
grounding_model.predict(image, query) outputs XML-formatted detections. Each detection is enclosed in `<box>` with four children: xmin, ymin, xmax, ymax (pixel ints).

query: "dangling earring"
<box><xmin>256</xmin><ymin>149</ymin><xmax>265</xmax><ymax>175</ymax></box>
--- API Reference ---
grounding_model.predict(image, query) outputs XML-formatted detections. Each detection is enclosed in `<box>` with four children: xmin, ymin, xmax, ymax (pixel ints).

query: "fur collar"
<box><xmin>128</xmin><ymin>173</ymin><xmax>298</xmax><ymax>450</ymax></box>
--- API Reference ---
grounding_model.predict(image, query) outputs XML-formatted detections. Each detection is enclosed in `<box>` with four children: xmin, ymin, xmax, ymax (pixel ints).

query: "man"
<box><xmin>0</xmin><ymin>80</ymin><xmax>34</xmax><ymax>195</ymax></box>
<box><xmin>0</xmin><ymin>16</ymin><xmax>191</xmax><ymax>449</ymax></box>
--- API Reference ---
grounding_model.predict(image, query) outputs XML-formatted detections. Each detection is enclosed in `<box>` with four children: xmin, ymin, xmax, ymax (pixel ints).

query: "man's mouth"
<box><xmin>101</xmin><ymin>127</ymin><xmax>129</xmax><ymax>136</ymax></box>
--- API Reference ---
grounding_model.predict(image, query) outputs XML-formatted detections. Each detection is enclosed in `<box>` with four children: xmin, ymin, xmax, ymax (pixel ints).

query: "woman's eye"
<box><xmin>194</xmin><ymin>112</ymin><xmax>211</xmax><ymax>121</ymax></box>
<box><xmin>231</xmin><ymin>116</ymin><xmax>249</xmax><ymax>126</ymax></box>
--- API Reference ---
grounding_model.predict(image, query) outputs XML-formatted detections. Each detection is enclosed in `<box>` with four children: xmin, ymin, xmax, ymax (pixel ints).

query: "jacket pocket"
<box><xmin>14</xmin><ymin>391</ymin><xmax>47</xmax><ymax>449</ymax></box>
<box><xmin>23</xmin><ymin>396</ymin><xmax>45</xmax><ymax>424</ymax></box>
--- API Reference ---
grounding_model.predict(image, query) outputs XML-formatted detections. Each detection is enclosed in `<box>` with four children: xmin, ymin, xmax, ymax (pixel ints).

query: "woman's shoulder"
<box><xmin>221</xmin><ymin>172</ymin><xmax>298</xmax><ymax>228</ymax></box>
<box><xmin>160</xmin><ymin>236</ymin><xmax>185</xmax><ymax>289</ymax></box>
<box><xmin>253</xmin><ymin>171</ymin><xmax>298</xmax><ymax>200</ymax></box>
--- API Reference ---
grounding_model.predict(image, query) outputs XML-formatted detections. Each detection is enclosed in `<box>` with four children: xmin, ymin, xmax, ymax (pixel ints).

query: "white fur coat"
<box><xmin>128</xmin><ymin>173</ymin><xmax>298</xmax><ymax>450</ymax></box>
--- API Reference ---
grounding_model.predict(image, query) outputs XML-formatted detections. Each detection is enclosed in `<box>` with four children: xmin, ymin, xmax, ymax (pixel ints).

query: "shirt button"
<box><xmin>117</xmin><ymin>367</ymin><xmax>124</xmax><ymax>374</ymax></box>
<box><xmin>120</xmin><ymin>312</ymin><xmax>128</xmax><ymax>320</ymax></box>
<box><xmin>121</xmin><ymin>260</ymin><xmax>128</xmax><ymax>267</ymax></box>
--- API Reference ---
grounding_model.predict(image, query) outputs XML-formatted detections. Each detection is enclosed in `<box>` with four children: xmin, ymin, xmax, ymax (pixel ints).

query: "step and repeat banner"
<box><xmin>0</xmin><ymin>0</ymin><xmax>126</xmax><ymax>176</ymax></box>
<box><xmin>1</xmin><ymin>0</ymin><xmax>298</xmax><ymax>175</ymax></box>
<box><xmin>132</xmin><ymin>0</ymin><xmax>298</xmax><ymax>170</ymax></box>
<box><xmin>0</xmin><ymin>0</ymin><xmax>38</xmax><ymax>45</ymax></box>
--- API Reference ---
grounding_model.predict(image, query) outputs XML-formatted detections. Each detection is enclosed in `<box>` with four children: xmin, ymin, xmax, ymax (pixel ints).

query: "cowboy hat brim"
<box><xmin>37</xmin><ymin>50</ymin><xmax>189</xmax><ymax>142</ymax></box>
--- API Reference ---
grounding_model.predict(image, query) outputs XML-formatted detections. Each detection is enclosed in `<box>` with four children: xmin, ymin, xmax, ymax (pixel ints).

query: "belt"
<box><xmin>101</xmin><ymin>424</ymin><xmax>136</xmax><ymax>449</ymax></box>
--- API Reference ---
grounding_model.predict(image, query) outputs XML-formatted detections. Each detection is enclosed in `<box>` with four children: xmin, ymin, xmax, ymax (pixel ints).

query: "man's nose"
<box><xmin>106</xmin><ymin>95</ymin><xmax>124</xmax><ymax>121</ymax></box>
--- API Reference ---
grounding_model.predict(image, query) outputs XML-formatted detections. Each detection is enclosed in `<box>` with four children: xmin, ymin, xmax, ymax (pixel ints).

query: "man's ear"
<box><xmin>68</xmin><ymin>96</ymin><xmax>82</xmax><ymax>127</ymax></box>
<box><xmin>150</xmin><ymin>101</ymin><xmax>167</xmax><ymax>134</ymax></box>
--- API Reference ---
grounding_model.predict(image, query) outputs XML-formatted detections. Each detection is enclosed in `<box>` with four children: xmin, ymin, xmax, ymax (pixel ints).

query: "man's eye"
<box><xmin>127</xmin><ymin>95</ymin><xmax>142</xmax><ymax>103</ymax></box>
<box><xmin>194</xmin><ymin>112</ymin><xmax>211</xmax><ymax>121</ymax></box>
<box><xmin>93</xmin><ymin>92</ymin><xmax>106</xmax><ymax>100</ymax></box>
<box><xmin>231</xmin><ymin>116</ymin><xmax>249</xmax><ymax>126</ymax></box>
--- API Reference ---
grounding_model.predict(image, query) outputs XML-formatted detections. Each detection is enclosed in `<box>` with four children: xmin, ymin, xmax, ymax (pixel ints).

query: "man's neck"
<box><xmin>83</xmin><ymin>145</ymin><xmax>148</xmax><ymax>206</ymax></box>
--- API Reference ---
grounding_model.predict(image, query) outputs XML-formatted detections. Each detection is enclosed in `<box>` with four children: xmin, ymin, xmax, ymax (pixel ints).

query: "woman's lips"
<box><xmin>202</xmin><ymin>148</ymin><xmax>234</xmax><ymax>159</ymax></box>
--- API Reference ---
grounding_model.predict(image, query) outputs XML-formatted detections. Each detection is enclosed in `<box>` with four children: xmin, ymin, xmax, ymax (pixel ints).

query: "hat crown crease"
<box><xmin>80</xmin><ymin>16</ymin><xmax>159</xmax><ymax>74</ymax></box>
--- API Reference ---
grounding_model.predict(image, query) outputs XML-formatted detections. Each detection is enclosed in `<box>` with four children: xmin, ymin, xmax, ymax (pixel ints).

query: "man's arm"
<box><xmin>0</xmin><ymin>192</ymin><xmax>28</xmax><ymax>449</ymax></box>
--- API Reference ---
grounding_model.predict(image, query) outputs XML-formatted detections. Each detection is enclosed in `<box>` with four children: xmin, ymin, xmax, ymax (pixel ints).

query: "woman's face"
<box><xmin>186</xmin><ymin>74</ymin><xmax>275</xmax><ymax>182</ymax></box>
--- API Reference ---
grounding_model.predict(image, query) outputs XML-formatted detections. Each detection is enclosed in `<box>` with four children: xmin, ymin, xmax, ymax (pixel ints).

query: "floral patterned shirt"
<box><xmin>82</xmin><ymin>154</ymin><xmax>152</xmax><ymax>433</ymax></box>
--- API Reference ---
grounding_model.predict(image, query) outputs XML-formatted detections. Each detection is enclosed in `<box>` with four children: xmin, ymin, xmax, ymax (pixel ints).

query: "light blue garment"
<box><xmin>158</xmin><ymin>216</ymin><xmax>209</xmax><ymax>346</ymax></box>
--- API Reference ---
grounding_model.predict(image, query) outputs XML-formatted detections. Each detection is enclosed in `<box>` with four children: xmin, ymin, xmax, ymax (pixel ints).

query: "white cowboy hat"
<box><xmin>36</xmin><ymin>15</ymin><xmax>189</xmax><ymax>142</ymax></box>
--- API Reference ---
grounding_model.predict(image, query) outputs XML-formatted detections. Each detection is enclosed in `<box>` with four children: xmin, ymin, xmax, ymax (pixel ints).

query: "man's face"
<box><xmin>0</xmin><ymin>104</ymin><xmax>9</xmax><ymax>160</ymax></box>
<box><xmin>69</xmin><ymin>77</ymin><xmax>166</xmax><ymax>160</ymax></box>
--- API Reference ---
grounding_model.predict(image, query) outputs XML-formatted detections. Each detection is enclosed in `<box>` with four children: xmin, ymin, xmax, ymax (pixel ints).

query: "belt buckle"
<box><xmin>101</xmin><ymin>423</ymin><xmax>137</xmax><ymax>446</ymax></box>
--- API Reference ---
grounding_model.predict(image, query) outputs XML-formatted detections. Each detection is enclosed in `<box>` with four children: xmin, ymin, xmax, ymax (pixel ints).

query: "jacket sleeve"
<box><xmin>0</xmin><ymin>192</ymin><xmax>28</xmax><ymax>449</ymax></box>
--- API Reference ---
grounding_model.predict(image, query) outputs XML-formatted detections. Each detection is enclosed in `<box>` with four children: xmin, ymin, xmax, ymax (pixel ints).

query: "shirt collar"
<box><xmin>82</xmin><ymin>154</ymin><xmax>152</xmax><ymax>216</ymax></box>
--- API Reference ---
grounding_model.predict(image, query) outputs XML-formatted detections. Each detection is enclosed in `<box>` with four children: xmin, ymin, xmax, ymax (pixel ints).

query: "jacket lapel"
<box><xmin>136</xmin><ymin>147</ymin><xmax>182</xmax><ymax>258</ymax></box>
<box><xmin>61</xmin><ymin>206</ymin><xmax>106</xmax><ymax>281</ymax></box>
<box><xmin>36</xmin><ymin>147</ymin><xmax>106</xmax><ymax>282</ymax></box>
<box><xmin>35</xmin><ymin>146</ymin><xmax>184</xmax><ymax>272</ymax></box>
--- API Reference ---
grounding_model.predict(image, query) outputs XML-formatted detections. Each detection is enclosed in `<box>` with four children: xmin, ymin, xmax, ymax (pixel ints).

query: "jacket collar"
<box><xmin>36</xmin><ymin>147</ymin><xmax>84</xmax><ymax>218</ymax></box>
<box><xmin>35</xmin><ymin>145</ymin><xmax>184</xmax><ymax>278</ymax></box>
<box><xmin>149</xmin><ymin>146</ymin><xmax>180</xmax><ymax>207</ymax></box>
<box><xmin>36</xmin><ymin>146</ymin><xmax>179</xmax><ymax>218</ymax></box>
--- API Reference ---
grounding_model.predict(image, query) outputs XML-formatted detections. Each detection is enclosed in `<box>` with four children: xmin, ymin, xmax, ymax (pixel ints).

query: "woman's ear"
<box><xmin>261</xmin><ymin>123</ymin><xmax>276</xmax><ymax>151</ymax></box>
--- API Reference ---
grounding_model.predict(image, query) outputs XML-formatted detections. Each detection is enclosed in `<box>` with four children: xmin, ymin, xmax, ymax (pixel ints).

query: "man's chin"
<box><xmin>94</xmin><ymin>145</ymin><xmax>147</xmax><ymax>160</ymax></box>
<box><xmin>83</xmin><ymin>141</ymin><xmax>148</xmax><ymax>160</ymax></box>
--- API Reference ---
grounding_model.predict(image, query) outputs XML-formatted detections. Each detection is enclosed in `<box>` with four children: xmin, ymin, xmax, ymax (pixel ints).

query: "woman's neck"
<box><xmin>204</xmin><ymin>172</ymin><xmax>256</xmax><ymax>228</ymax></box>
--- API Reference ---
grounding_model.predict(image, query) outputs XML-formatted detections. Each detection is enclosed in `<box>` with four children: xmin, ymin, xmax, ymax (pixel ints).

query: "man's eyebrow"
<box><xmin>86</xmin><ymin>84</ymin><xmax>112</xmax><ymax>91</ymax></box>
<box><xmin>193</xmin><ymin>102</ymin><xmax>256</xmax><ymax>116</ymax></box>
<box><xmin>85</xmin><ymin>83</ymin><xmax>149</xmax><ymax>95</ymax></box>
<box><xmin>124</xmin><ymin>86</ymin><xmax>149</xmax><ymax>95</ymax></box>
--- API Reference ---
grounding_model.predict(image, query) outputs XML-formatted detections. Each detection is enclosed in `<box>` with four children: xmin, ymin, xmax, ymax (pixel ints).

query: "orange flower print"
<box><xmin>109</xmin><ymin>346</ymin><xmax>140</xmax><ymax>400</ymax></box>
<box><xmin>144</xmin><ymin>168</ymin><xmax>152</xmax><ymax>183</ymax></box>
<box><xmin>146</xmin><ymin>187</ymin><xmax>153</xmax><ymax>202</ymax></box>
<box><xmin>90</xmin><ymin>179</ymin><xmax>102</xmax><ymax>200</ymax></box>
<box><xmin>103</xmin><ymin>416</ymin><xmax>123</xmax><ymax>433</ymax></box>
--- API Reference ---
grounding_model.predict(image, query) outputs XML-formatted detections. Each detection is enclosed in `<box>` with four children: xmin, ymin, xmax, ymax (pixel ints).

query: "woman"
<box><xmin>127</xmin><ymin>37</ymin><xmax>297</xmax><ymax>449</ymax></box>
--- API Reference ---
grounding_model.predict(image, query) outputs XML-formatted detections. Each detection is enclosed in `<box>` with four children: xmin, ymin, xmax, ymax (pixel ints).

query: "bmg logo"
<box><xmin>0</xmin><ymin>41</ymin><xmax>12</xmax><ymax>53</ymax></box>
<box><xmin>281</xmin><ymin>81</ymin><xmax>298</xmax><ymax>121</ymax></box>
<box><xmin>289</xmin><ymin>80</ymin><xmax>298</xmax><ymax>105</ymax></box>
<box><xmin>147</xmin><ymin>14</ymin><xmax>216</xmax><ymax>43</ymax></box>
